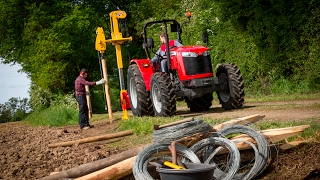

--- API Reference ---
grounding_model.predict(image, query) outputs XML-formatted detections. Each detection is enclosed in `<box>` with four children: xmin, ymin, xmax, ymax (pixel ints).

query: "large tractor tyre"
<box><xmin>216</xmin><ymin>63</ymin><xmax>245</xmax><ymax>110</ymax></box>
<box><xmin>185</xmin><ymin>93</ymin><xmax>213</xmax><ymax>112</ymax></box>
<box><xmin>127</xmin><ymin>64</ymin><xmax>154</xmax><ymax>116</ymax></box>
<box><xmin>150</xmin><ymin>72</ymin><xmax>176</xmax><ymax>116</ymax></box>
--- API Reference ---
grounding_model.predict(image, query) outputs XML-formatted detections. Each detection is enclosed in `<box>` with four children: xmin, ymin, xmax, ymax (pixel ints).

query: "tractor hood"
<box><xmin>171</xmin><ymin>46</ymin><xmax>210</xmax><ymax>54</ymax></box>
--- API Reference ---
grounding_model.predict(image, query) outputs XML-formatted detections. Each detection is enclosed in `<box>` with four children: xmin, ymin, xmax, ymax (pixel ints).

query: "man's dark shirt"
<box><xmin>74</xmin><ymin>76</ymin><xmax>96</xmax><ymax>96</ymax></box>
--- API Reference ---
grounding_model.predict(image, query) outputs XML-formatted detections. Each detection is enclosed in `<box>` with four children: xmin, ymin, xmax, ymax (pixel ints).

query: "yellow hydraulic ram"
<box><xmin>95</xmin><ymin>10</ymin><xmax>132</xmax><ymax>120</ymax></box>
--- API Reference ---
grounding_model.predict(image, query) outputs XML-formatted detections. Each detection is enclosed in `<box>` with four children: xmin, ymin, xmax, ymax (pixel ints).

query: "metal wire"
<box><xmin>200</xmin><ymin>139</ymin><xmax>260</xmax><ymax>180</ymax></box>
<box><xmin>188</xmin><ymin>137</ymin><xmax>241</xmax><ymax>180</ymax></box>
<box><xmin>216</xmin><ymin>124</ymin><xmax>270</xmax><ymax>179</ymax></box>
<box><xmin>133</xmin><ymin>119</ymin><xmax>271</xmax><ymax>180</ymax></box>
<box><xmin>152</xmin><ymin>118</ymin><xmax>212</xmax><ymax>143</ymax></box>
<box><xmin>132</xmin><ymin>143</ymin><xmax>201</xmax><ymax>180</ymax></box>
<box><xmin>230</xmin><ymin>140</ymin><xmax>260</xmax><ymax>180</ymax></box>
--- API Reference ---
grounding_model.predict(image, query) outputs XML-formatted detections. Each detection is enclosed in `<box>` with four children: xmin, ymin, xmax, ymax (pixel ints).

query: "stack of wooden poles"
<box><xmin>40</xmin><ymin>114</ymin><xmax>309</xmax><ymax>180</ymax></box>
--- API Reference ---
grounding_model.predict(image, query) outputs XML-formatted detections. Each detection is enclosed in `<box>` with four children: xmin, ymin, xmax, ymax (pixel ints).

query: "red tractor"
<box><xmin>127</xmin><ymin>19</ymin><xmax>245</xmax><ymax>117</ymax></box>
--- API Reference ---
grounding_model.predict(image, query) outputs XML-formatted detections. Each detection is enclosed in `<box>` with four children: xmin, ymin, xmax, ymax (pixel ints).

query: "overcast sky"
<box><xmin>0</xmin><ymin>63</ymin><xmax>31</xmax><ymax>104</ymax></box>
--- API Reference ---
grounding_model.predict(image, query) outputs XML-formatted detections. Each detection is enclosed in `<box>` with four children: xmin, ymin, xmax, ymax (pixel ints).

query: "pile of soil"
<box><xmin>0</xmin><ymin>99</ymin><xmax>319</xmax><ymax>180</ymax></box>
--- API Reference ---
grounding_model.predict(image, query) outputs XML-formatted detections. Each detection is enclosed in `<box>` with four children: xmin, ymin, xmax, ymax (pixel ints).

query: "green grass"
<box><xmin>24</xmin><ymin>105</ymin><xmax>78</xmax><ymax>127</ymax></box>
<box><xmin>117</xmin><ymin>116</ymin><xmax>184</xmax><ymax>134</ymax></box>
<box><xmin>108</xmin><ymin>117</ymin><xmax>320</xmax><ymax>148</ymax></box>
<box><xmin>255</xmin><ymin>118</ymin><xmax>320</xmax><ymax>141</ymax></box>
<box><xmin>21</xmin><ymin>92</ymin><xmax>320</xmax><ymax>145</ymax></box>
<box><xmin>244</xmin><ymin>92</ymin><xmax>320</xmax><ymax>103</ymax></box>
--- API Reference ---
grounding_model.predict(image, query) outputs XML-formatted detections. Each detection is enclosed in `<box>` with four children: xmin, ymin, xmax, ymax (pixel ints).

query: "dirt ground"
<box><xmin>0</xmin><ymin>99</ymin><xmax>319</xmax><ymax>180</ymax></box>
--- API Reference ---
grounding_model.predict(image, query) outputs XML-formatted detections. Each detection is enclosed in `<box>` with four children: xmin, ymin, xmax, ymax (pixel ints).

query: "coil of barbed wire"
<box><xmin>230</xmin><ymin>140</ymin><xmax>260</xmax><ymax>180</ymax></box>
<box><xmin>188</xmin><ymin>136</ymin><xmax>241</xmax><ymax>180</ymax></box>
<box><xmin>152</xmin><ymin>118</ymin><xmax>212</xmax><ymax>144</ymax></box>
<box><xmin>133</xmin><ymin>143</ymin><xmax>201</xmax><ymax>180</ymax></box>
<box><xmin>216</xmin><ymin>124</ymin><xmax>270</xmax><ymax>179</ymax></box>
<box><xmin>198</xmin><ymin>139</ymin><xmax>259</xmax><ymax>180</ymax></box>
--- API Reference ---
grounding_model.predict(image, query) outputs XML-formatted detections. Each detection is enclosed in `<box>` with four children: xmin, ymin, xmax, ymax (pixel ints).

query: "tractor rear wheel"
<box><xmin>127</xmin><ymin>64</ymin><xmax>154</xmax><ymax>116</ymax></box>
<box><xmin>150</xmin><ymin>72</ymin><xmax>176</xmax><ymax>116</ymax></box>
<box><xmin>185</xmin><ymin>93</ymin><xmax>213</xmax><ymax>112</ymax></box>
<box><xmin>216</xmin><ymin>63</ymin><xmax>245</xmax><ymax>110</ymax></box>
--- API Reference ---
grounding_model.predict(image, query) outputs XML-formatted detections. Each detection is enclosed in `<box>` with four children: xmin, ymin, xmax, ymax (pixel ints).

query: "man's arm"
<box><xmin>151</xmin><ymin>48</ymin><xmax>161</xmax><ymax>62</ymax></box>
<box><xmin>80</xmin><ymin>78</ymin><xmax>96</xmax><ymax>86</ymax></box>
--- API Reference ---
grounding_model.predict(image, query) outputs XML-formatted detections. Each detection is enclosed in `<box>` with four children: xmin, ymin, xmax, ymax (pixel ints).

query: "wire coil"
<box><xmin>133</xmin><ymin>143</ymin><xmax>201</xmax><ymax>180</ymax></box>
<box><xmin>152</xmin><ymin>118</ymin><xmax>212</xmax><ymax>144</ymax></box>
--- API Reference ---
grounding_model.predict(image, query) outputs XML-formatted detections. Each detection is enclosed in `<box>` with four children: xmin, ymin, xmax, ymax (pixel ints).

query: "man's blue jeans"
<box><xmin>161</xmin><ymin>59</ymin><xmax>168</xmax><ymax>72</ymax></box>
<box><xmin>76</xmin><ymin>96</ymin><xmax>89</xmax><ymax>129</ymax></box>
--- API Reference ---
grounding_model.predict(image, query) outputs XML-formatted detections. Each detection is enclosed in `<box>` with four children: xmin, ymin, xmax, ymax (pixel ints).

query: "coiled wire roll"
<box><xmin>200</xmin><ymin>139</ymin><xmax>260</xmax><ymax>180</ymax></box>
<box><xmin>229</xmin><ymin>140</ymin><xmax>260</xmax><ymax>180</ymax></box>
<box><xmin>188</xmin><ymin>137</ymin><xmax>241</xmax><ymax>180</ymax></box>
<box><xmin>133</xmin><ymin>143</ymin><xmax>201</xmax><ymax>180</ymax></box>
<box><xmin>216</xmin><ymin>124</ymin><xmax>270</xmax><ymax>179</ymax></box>
<box><xmin>152</xmin><ymin>118</ymin><xmax>212</xmax><ymax>144</ymax></box>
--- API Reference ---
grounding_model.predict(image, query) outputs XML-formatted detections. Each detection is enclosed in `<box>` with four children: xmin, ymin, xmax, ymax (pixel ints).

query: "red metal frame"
<box><xmin>129</xmin><ymin>59</ymin><xmax>154</xmax><ymax>91</ymax></box>
<box><xmin>170</xmin><ymin>46</ymin><xmax>214</xmax><ymax>81</ymax></box>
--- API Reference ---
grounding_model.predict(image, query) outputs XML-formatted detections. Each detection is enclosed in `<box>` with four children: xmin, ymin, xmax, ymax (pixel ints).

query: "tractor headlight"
<box><xmin>182</xmin><ymin>52</ymin><xmax>198</xmax><ymax>57</ymax></box>
<box><xmin>203</xmin><ymin>51</ymin><xmax>210</xmax><ymax>56</ymax></box>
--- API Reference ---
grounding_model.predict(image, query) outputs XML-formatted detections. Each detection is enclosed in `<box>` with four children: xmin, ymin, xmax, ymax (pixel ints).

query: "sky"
<box><xmin>0</xmin><ymin>63</ymin><xmax>31</xmax><ymax>104</ymax></box>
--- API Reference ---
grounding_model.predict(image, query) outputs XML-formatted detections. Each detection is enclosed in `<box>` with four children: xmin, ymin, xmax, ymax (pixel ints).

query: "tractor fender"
<box><xmin>129</xmin><ymin>59</ymin><xmax>154</xmax><ymax>91</ymax></box>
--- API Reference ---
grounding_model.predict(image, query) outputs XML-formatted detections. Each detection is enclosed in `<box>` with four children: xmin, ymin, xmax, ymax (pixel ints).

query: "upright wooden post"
<box><xmin>101</xmin><ymin>57</ymin><xmax>113</xmax><ymax>123</ymax></box>
<box><xmin>85</xmin><ymin>85</ymin><xmax>92</xmax><ymax>118</ymax></box>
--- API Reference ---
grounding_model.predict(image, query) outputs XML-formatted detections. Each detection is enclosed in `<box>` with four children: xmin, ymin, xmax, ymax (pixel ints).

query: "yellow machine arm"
<box><xmin>95</xmin><ymin>27</ymin><xmax>106</xmax><ymax>53</ymax></box>
<box><xmin>95</xmin><ymin>10</ymin><xmax>132</xmax><ymax>120</ymax></box>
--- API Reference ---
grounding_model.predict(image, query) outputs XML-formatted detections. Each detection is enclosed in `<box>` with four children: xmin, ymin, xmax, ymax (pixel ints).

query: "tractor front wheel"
<box><xmin>127</xmin><ymin>64</ymin><xmax>154</xmax><ymax>116</ymax></box>
<box><xmin>216</xmin><ymin>63</ymin><xmax>245</xmax><ymax>110</ymax></box>
<box><xmin>150</xmin><ymin>72</ymin><xmax>176</xmax><ymax>116</ymax></box>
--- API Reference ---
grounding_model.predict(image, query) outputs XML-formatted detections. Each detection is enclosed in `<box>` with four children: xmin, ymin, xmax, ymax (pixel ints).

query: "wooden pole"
<box><xmin>101</xmin><ymin>57</ymin><xmax>113</xmax><ymax>123</ymax></box>
<box><xmin>85</xmin><ymin>85</ymin><xmax>92</xmax><ymax>118</ymax></box>
<box><xmin>211</xmin><ymin>114</ymin><xmax>265</xmax><ymax>132</ymax></box>
<box><xmin>48</xmin><ymin>130</ymin><xmax>133</xmax><ymax>148</ymax></box>
<box><xmin>39</xmin><ymin>145</ymin><xmax>149</xmax><ymax>180</ymax></box>
<box><xmin>75</xmin><ymin>156</ymin><xmax>136</xmax><ymax>180</ymax></box>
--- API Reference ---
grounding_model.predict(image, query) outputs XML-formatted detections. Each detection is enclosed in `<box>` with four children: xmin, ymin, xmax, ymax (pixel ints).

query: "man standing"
<box><xmin>151</xmin><ymin>32</ymin><xmax>183</xmax><ymax>72</ymax></box>
<box><xmin>74</xmin><ymin>68</ymin><xmax>105</xmax><ymax>130</ymax></box>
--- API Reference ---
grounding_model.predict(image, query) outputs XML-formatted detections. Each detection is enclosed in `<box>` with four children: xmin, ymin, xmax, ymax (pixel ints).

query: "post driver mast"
<box><xmin>95</xmin><ymin>10</ymin><xmax>132</xmax><ymax>120</ymax></box>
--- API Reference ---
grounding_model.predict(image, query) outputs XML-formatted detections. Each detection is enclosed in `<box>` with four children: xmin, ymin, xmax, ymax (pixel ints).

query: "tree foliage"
<box><xmin>0</xmin><ymin>0</ymin><xmax>319</xmax><ymax>114</ymax></box>
<box><xmin>0</xmin><ymin>97</ymin><xmax>30</xmax><ymax>123</ymax></box>
<box><xmin>211</xmin><ymin>0</ymin><xmax>320</xmax><ymax>92</ymax></box>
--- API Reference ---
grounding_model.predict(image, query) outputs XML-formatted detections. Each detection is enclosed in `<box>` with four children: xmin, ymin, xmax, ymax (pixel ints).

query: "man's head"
<box><xmin>80</xmin><ymin>68</ymin><xmax>88</xmax><ymax>78</ymax></box>
<box><xmin>160</xmin><ymin>32</ymin><xmax>167</xmax><ymax>44</ymax></box>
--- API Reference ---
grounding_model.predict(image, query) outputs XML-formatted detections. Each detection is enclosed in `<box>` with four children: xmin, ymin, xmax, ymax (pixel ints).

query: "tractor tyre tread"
<box><xmin>216</xmin><ymin>63</ymin><xmax>245</xmax><ymax>110</ymax></box>
<box><xmin>127</xmin><ymin>64</ymin><xmax>154</xmax><ymax>116</ymax></box>
<box><xmin>150</xmin><ymin>72</ymin><xmax>176</xmax><ymax>116</ymax></box>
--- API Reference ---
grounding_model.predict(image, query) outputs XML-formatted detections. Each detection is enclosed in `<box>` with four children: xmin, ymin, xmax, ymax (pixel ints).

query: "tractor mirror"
<box><xmin>202</xmin><ymin>31</ymin><xmax>208</xmax><ymax>44</ymax></box>
<box><xmin>171</xmin><ymin>22</ymin><xmax>181</xmax><ymax>32</ymax></box>
<box><xmin>147</xmin><ymin>38</ymin><xmax>154</xmax><ymax>48</ymax></box>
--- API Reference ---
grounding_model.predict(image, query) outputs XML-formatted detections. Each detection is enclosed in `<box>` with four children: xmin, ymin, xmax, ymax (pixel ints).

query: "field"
<box><xmin>0</xmin><ymin>99</ymin><xmax>319</xmax><ymax>180</ymax></box>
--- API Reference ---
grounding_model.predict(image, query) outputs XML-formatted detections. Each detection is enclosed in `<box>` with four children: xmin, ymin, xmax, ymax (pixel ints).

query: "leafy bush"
<box><xmin>24</xmin><ymin>104</ymin><xmax>78</xmax><ymax>127</ymax></box>
<box><xmin>10</xmin><ymin>110</ymin><xmax>29</xmax><ymax>122</ymax></box>
<box><xmin>29</xmin><ymin>85</ymin><xmax>53</xmax><ymax>111</ymax></box>
<box><xmin>25</xmin><ymin>93</ymin><xmax>78</xmax><ymax>126</ymax></box>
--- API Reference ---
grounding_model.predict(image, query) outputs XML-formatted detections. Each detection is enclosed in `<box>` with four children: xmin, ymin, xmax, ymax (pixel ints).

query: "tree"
<box><xmin>0</xmin><ymin>97</ymin><xmax>30</xmax><ymax>123</ymax></box>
